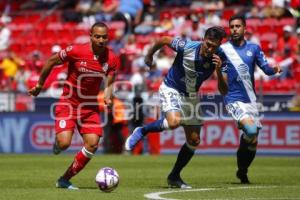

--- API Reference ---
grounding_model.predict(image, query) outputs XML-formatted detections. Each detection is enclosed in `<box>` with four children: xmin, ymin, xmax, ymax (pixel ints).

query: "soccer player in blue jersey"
<box><xmin>125</xmin><ymin>26</ymin><xmax>227</xmax><ymax>188</ymax></box>
<box><xmin>219</xmin><ymin>15</ymin><xmax>282</xmax><ymax>184</ymax></box>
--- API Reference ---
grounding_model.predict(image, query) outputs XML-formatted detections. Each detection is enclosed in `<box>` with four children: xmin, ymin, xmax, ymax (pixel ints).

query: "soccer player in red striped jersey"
<box><xmin>28</xmin><ymin>22</ymin><xmax>119</xmax><ymax>189</ymax></box>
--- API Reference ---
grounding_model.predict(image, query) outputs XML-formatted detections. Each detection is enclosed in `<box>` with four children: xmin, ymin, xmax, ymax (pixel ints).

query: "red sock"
<box><xmin>63</xmin><ymin>147</ymin><xmax>93</xmax><ymax>180</ymax></box>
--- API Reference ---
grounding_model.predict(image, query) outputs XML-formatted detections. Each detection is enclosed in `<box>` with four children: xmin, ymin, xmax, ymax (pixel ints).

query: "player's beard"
<box><xmin>231</xmin><ymin>34</ymin><xmax>244</xmax><ymax>45</ymax></box>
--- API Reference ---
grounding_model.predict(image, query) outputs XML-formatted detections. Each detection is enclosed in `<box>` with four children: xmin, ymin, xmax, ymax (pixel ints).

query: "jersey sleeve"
<box><xmin>170</xmin><ymin>37</ymin><xmax>187</xmax><ymax>53</ymax></box>
<box><xmin>255</xmin><ymin>45</ymin><xmax>276</xmax><ymax>76</ymax></box>
<box><xmin>58</xmin><ymin>45</ymin><xmax>76</xmax><ymax>62</ymax></box>
<box><xmin>106</xmin><ymin>55</ymin><xmax>119</xmax><ymax>76</ymax></box>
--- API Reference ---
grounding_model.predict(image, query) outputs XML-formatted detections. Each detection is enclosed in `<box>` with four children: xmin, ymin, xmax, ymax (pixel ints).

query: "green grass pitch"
<box><xmin>0</xmin><ymin>154</ymin><xmax>299</xmax><ymax>200</ymax></box>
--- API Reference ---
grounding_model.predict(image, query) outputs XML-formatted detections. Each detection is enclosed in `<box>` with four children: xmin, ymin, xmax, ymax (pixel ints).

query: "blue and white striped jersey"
<box><xmin>164</xmin><ymin>37</ymin><xmax>225</xmax><ymax>96</ymax></box>
<box><xmin>221</xmin><ymin>40</ymin><xmax>276</xmax><ymax>105</ymax></box>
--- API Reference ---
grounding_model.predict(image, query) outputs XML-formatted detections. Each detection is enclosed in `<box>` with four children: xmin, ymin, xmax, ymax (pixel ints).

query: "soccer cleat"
<box><xmin>52</xmin><ymin>140</ymin><xmax>62</xmax><ymax>155</ymax></box>
<box><xmin>56</xmin><ymin>177</ymin><xmax>79</xmax><ymax>190</ymax></box>
<box><xmin>167</xmin><ymin>175</ymin><xmax>192</xmax><ymax>189</ymax></box>
<box><xmin>236</xmin><ymin>170</ymin><xmax>250</xmax><ymax>184</ymax></box>
<box><xmin>124</xmin><ymin>127</ymin><xmax>144</xmax><ymax>151</ymax></box>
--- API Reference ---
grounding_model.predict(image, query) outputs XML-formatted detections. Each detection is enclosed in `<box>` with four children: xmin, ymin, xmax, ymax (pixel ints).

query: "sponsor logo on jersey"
<box><xmin>78</xmin><ymin>67</ymin><xmax>102</xmax><ymax>74</ymax></box>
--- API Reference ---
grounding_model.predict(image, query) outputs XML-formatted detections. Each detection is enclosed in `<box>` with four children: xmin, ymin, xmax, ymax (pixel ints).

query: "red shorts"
<box><xmin>55</xmin><ymin>103</ymin><xmax>102</xmax><ymax>136</ymax></box>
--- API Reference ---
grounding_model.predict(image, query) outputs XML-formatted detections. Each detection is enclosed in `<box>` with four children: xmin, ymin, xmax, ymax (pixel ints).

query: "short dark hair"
<box><xmin>90</xmin><ymin>22</ymin><xmax>108</xmax><ymax>33</ymax></box>
<box><xmin>229</xmin><ymin>14</ymin><xmax>246</xmax><ymax>26</ymax></box>
<box><xmin>204</xmin><ymin>26</ymin><xmax>227</xmax><ymax>41</ymax></box>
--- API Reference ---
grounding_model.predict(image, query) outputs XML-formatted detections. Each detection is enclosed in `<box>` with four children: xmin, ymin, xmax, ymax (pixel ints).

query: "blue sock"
<box><xmin>142</xmin><ymin>118</ymin><xmax>165</xmax><ymax>136</ymax></box>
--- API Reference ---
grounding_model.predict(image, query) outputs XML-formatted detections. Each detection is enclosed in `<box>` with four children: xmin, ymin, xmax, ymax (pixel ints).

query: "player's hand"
<box><xmin>144</xmin><ymin>54</ymin><xmax>153</xmax><ymax>67</ymax></box>
<box><xmin>104</xmin><ymin>98</ymin><xmax>113</xmax><ymax>109</ymax></box>
<box><xmin>212</xmin><ymin>54</ymin><xmax>222</xmax><ymax>69</ymax></box>
<box><xmin>28</xmin><ymin>83</ymin><xmax>43</xmax><ymax>97</ymax></box>
<box><xmin>274</xmin><ymin>65</ymin><xmax>282</xmax><ymax>74</ymax></box>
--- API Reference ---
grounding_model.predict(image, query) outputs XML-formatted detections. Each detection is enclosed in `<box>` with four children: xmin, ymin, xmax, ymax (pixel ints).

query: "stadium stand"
<box><xmin>0</xmin><ymin>0</ymin><xmax>299</xmax><ymax>110</ymax></box>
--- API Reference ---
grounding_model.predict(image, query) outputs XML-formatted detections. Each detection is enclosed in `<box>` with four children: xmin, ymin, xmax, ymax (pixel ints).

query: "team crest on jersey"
<box><xmin>102</xmin><ymin>63</ymin><xmax>108</xmax><ymax>72</ymax></box>
<box><xmin>246</xmin><ymin>50</ymin><xmax>253</xmax><ymax>57</ymax></box>
<box><xmin>178</xmin><ymin>40</ymin><xmax>186</xmax><ymax>48</ymax></box>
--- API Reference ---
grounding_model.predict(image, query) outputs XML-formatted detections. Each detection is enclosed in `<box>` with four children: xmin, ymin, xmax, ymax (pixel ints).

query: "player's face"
<box><xmin>229</xmin><ymin>19</ymin><xmax>245</xmax><ymax>41</ymax></box>
<box><xmin>90</xmin><ymin>26</ymin><xmax>109</xmax><ymax>48</ymax></box>
<box><xmin>201</xmin><ymin>38</ymin><xmax>221</xmax><ymax>58</ymax></box>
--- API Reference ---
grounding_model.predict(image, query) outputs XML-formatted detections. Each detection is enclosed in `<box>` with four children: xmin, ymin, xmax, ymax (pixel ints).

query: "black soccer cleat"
<box><xmin>236</xmin><ymin>170</ymin><xmax>250</xmax><ymax>184</ymax></box>
<box><xmin>167</xmin><ymin>175</ymin><xmax>192</xmax><ymax>189</ymax></box>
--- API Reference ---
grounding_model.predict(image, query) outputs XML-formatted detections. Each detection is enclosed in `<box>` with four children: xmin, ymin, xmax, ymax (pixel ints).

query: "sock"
<box><xmin>142</xmin><ymin>118</ymin><xmax>169</xmax><ymax>136</ymax></box>
<box><xmin>236</xmin><ymin>134</ymin><xmax>257</xmax><ymax>174</ymax></box>
<box><xmin>169</xmin><ymin>143</ymin><xmax>195</xmax><ymax>178</ymax></box>
<box><xmin>62</xmin><ymin>147</ymin><xmax>94</xmax><ymax>180</ymax></box>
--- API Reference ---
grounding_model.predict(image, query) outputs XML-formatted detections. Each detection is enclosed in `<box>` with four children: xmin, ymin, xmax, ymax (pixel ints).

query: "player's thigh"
<box><xmin>55</xmin><ymin>103</ymin><xmax>76</xmax><ymax>147</ymax></box>
<box><xmin>226</xmin><ymin>101</ymin><xmax>261</xmax><ymax>127</ymax></box>
<box><xmin>183</xmin><ymin>125</ymin><xmax>202</xmax><ymax>146</ymax></box>
<box><xmin>56</xmin><ymin>130</ymin><xmax>74</xmax><ymax>148</ymax></box>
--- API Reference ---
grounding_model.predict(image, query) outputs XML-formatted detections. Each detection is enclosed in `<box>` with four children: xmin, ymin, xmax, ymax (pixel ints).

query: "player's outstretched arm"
<box><xmin>144</xmin><ymin>36</ymin><xmax>173</xmax><ymax>67</ymax></box>
<box><xmin>28</xmin><ymin>53</ymin><xmax>62</xmax><ymax>97</ymax></box>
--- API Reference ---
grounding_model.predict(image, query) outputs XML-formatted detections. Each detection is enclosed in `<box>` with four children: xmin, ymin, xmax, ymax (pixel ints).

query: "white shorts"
<box><xmin>159</xmin><ymin>83</ymin><xmax>203</xmax><ymax>126</ymax></box>
<box><xmin>225</xmin><ymin>101</ymin><xmax>262</xmax><ymax>128</ymax></box>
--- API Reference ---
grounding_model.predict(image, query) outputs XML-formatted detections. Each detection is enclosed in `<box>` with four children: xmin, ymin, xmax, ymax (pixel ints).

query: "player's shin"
<box><xmin>62</xmin><ymin>147</ymin><xmax>94</xmax><ymax>180</ymax></box>
<box><xmin>237</xmin><ymin>134</ymin><xmax>257</xmax><ymax>175</ymax></box>
<box><xmin>142</xmin><ymin>118</ymin><xmax>169</xmax><ymax>136</ymax></box>
<box><xmin>169</xmin><ymin>142</ymin><xmax>196</xmax><ymax>178</ymax></box>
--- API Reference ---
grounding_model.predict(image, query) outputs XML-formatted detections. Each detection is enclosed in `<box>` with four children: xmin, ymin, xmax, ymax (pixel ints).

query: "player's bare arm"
<box><xmin>103</xmin><ymin>74</ymin><xmax>115</xmax><ymax>108</ymax></box>
<box><xmin>213</xmin><ymin>54</ymin><xmax>228</xmax><ymax>95</ymax></box>
<box><xmin>144</xmin><ymin>36</ymin><xmax>173</xmax><ymax>67</ymax></box>
<box><xmin>273</xmin><ymin>65</ymin><xmax>282</xmax><ymax>74</ymax></box>
<box><xmin>28</xmin><ymin>53</ymin><xmax>63</xmax><ymax>97</ymax></box>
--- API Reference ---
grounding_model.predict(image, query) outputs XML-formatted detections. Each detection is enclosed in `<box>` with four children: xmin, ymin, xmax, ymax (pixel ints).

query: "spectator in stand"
<box><xmin>275</xmin><ymin>47</ymin><xmax>296</xmax><ymax>80</ymax></box>
<box><xmin>244</xmin><ymin>27</ymin><xmax>260</xmax><ymax>45</ymax></box>
<box><xmin>134</xmin><ymin>1</ymin><xmax>160</xmax><ymax>35</ymax></box>
<box><xmin>0</xmin><ymin>22</ymin><xmax>11</xmax><ymax>58</ymax></box>
<box><xmin>113</xmin><ymin>0</ymin><xmax>143</xmax><ymax>34</ymax></box>
<box><xmin>154</xmin><ymin>11</ymin><xmax>174</xmax><ymax>33</ymax></box>
<box><xmin>277</xmin><ymin>25</ymin><xmax>298</xmax><ymax>54</ymax></box>
<box><xmin>94</xmin><ymin>0</ymin><xmax>119</xmax><ymax>22</ymax></box>
<box><xmin>109</xmin><ymin>29</ymin><xmax>125</xmax><ymax>55</ymax></box>
<box><xmin>184</xmin><ymin>15</ymin><xmax>206</xmax><ymax>41</ymax></box>
<box><xmin>0</xmin><ymin>51</ymin><xmax>24</xmax><ymax>81</ymax></box>
<box><xmin>205</xmin><ymin>8</ymin><xmax>221</xmax><ymax>26</ymax></box>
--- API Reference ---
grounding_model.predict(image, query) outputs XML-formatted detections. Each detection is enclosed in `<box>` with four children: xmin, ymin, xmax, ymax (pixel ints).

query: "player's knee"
<box><xmin>187</xmin><ymin>137</ymin><xmax>200</xmax><ymax>148</ymax></box>
<box><xmin>57</xmin><ymin>140</ymin><xmax>71</xmax><ymax>150</ymax></box>
<box><xmin>85</xmin><ymin>143</ymin><xmax>98</xmax><ymax>153</ymax></box>
<box><xmin>248</xmin><ymin>140</ymin><xmax>258</xmax><ymax>151</ymax></box>
<box><xmin>242</xmin><ymin>124</ymin><xmax>258</xmax><ymax>138</ymax></box>
<box><xmin>167</xmin><ymin>118</ymin><xmax>181</xmax><ymax>129</ymax></box>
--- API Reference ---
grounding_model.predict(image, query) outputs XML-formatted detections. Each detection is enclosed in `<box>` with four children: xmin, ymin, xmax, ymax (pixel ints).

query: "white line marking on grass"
<box><xmin>144</xmin><ymin>186</ymin><xmax>300</xmax><ymax>200</ymax></box>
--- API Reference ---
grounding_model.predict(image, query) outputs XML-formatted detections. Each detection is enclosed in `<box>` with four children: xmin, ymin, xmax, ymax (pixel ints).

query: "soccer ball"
<box><xmin>95</xmin><ymin>167</ymin><xmax>119</xmax><ymax>192</ymax></box>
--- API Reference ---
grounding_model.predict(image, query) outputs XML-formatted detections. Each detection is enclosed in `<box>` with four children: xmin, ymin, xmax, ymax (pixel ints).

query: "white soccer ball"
<box><xmin>95</xmin><ymin>167</ymin><xmax>119</xmax><ymax>192</ymax></box>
